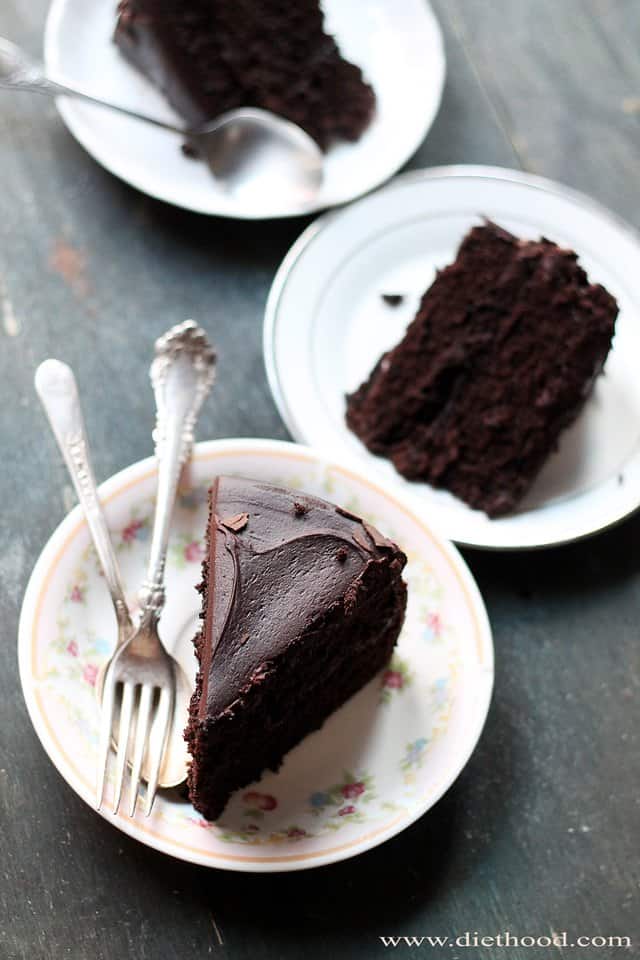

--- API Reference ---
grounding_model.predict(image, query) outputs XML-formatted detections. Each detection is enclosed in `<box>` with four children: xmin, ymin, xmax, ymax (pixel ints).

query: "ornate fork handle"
<box><xmin>139</xmin><ymin>321</ymin><xmax>216</xmax><ymax>620</ymax></box>
<box><xmin>35</xmin><ymin>361</ymin><xmax>132</xmax><ymax>634</ymax></box>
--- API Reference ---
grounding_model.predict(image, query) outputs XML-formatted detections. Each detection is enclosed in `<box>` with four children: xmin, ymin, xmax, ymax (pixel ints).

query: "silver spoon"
<box><xmin>0</xmin><ymin>37</ymin><xmax>323</xmax><ymax>212</ymax></box>
<box><xmin>35</xmin><ymin>358</ymin><xmax>194</xmax><ymax>791</ymax></box>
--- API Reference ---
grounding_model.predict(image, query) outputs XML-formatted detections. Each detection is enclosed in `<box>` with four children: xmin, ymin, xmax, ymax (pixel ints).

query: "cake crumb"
<box><xmin>181</xmin><ymin>140</ymin><xmax>199</xmax><ymax>159</ymax></box>
<box><xmin>381</xmin><ymin>293</ymin><xmax>405</xmax><ymax>307</ymax></box>
<box><xmin>336</xmin><ymin>547</ymin><xmax>348</xmax><ymax>563</ymax></box>
<box><xmin>221</xmin><ymin>512</ymin><xmax>249</xmax><ymax>532</ymax></box>
<box><xmin>293</xmin><ymin>500</ymin><xmax>309</xmax><ymax>516</ymax></box>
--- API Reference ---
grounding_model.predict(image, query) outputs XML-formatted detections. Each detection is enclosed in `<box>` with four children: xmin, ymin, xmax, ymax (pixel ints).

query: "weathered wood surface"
<box><xmin>0</xmin><ymin>2</ymin><xmax>638</xmax><ymax>958</ymax></box>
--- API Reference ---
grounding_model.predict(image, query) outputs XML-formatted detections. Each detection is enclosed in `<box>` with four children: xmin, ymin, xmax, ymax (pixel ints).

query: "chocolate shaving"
<box><xmin>352</xmin><ymin>530</ymin><xmax>371</xmax><ymax>552</ymax></box>
<box><xmin>293</xmin><ymin>500</ymin><xmax>310</xmax><ymax>516</ymax></box>
<box><xmin>335</xmin><ymin>505</ymin><xmax>360</xmax><ymax>522</ymax></box>
<box><xmin>221</xmin><ymin>512</ymin><xmax>249</xmax><ymax>532</ymax></box>
<box><xmin>381</xmin><ymin>293</ymin><xmax>405</xmax><ymax>307</ymax></box>
<box><xmin>363</xmin><ymin>520</ymin><xmax>392</xmax><ymax>549</ymax></box>
<box><xmin>336</xmin><ymin>547</ymin><xmax>348</xmax><ymax>563</ymax></box>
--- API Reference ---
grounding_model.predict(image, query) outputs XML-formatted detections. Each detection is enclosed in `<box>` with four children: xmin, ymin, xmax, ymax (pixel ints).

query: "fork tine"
<box><xmin>128</xmin><ymin>684</ymin><xmax>153</xmax><ymax>817</ymax></box>
<box><xmin>144</xmin><ymin>686</ymin><xmax>174</xmax><ymax>817</ymax></box>
<box><xmin>113</xmin><ymin>681</ymin><xmax>135</xmax><ymax>815</ymax></box>
<box><xmin>96</xmin><ymin>673</ymin><xmax>117</xmax><ymax>810</ymax></box>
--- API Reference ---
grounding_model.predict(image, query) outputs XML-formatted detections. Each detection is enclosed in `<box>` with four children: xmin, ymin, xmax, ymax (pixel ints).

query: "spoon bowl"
<box><xmin>0</xmin><ymin>36</ymin><xmax>324</xmax><ymax>212</ymax></box>
<box><xmin>191</xmin><ymin>108</ymin><xmax>324</xmax><ymax>213</ymax></box>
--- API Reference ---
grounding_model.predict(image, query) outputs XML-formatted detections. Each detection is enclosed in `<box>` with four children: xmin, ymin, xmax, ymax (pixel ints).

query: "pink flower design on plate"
<box><xmin>184</xmin><ymin>540</ymin><xmax>204</xmax><ymax>563</ymax></box>
<box><xmin>338</xmin><ymin>805</ymin><xmax>356</xmax><ymax>817</ymax></box>
<box><xmin>383</xmin><ymin>670</ymin><xmax>404</xmax><ymax>690</ymax></box>
<box><xmin>243</xmin><ymin>791</ymin><xmax>277</xmax><ymax>811</ymax></box>
<box><xmin>341</xmin><ymin>782</ymin><xmax>365</xmax><ymax>799</ymax></box>
<box><xmin>286</xmin><ymin>827</ymin><xmax>307</xmax><ymax>839</ymax></box>
<box><xmin>70</xmin><ymin>585</ymin><xmax>83</xmax><ymax>603</ymax></box>
<box><xmin>122</xmin><ymin>519</ymin><xmax>145</xmax><ymax>543</ymax></box>
<box><xmin>66</xmin><ymin>640</ymin><xmax>78</xmax><ymax>657</ymax></box>
<box><xmin>83</xmin><ymin>663</ymin><xmax>98</xmax><ymax>686</ymax></box>
<box><xmin>427</xmin><ymin>612</ymin><xmax>442</xmax><ymax>636</ymax></box>
<box><xmin>245</xmin><ymin>823</ymin><xmax>261</xmax><ymax>834</ymax></box>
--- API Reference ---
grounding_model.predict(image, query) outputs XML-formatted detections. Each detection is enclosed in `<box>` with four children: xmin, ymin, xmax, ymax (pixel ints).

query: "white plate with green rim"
<box><xmin>44</xmin><ymin>0</ymin><xmax>445</xmax><ymax>218</ymax></box>
<box><xmin>19</xmin><ymin>439</ymin><xmax>492</xmax><ymax>872</ymax></box>
<box><xmin>264</xmin><ymin>165</ymin><xmax>640</xmax><ymax>549</ymax></box>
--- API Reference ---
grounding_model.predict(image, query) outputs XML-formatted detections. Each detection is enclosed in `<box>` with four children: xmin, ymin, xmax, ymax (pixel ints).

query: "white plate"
<box><xmin>264</xmin><ymin>166</ymin><xmax>640</xmax><ymax>550</ymax></box>
<box><xmin>44</xmin><ymin>0</ymin><xmax>445</xmax><ymax>219</ymax></box>
<box><xmin>19</xmin><ymin>439</ymin><xmax>492</xmax><ymax>872</ymax></box>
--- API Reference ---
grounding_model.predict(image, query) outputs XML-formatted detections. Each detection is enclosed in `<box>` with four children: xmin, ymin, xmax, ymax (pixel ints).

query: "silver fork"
<box><xmin>35</xmin><ymin>358</ymin><xmax>134</xmax><ymax>666</ymax></box>
<box><xmin>97</xmin><ymin>320</ymin><xmax>216</xmax><ymax>816</ymax></box>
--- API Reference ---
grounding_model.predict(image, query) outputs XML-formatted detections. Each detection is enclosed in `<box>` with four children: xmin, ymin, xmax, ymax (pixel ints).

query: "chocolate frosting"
<box><xmin>199</xmin><ymin>476</ymin><xmax>401</xmax><ymax>718</ymax></box>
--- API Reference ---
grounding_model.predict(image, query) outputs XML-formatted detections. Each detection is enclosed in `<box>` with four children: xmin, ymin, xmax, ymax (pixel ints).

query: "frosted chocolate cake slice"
<box><xmin>185</xmin><ymin>476</ymin><xmax>407</xmax><ymax>821</ymax></box>
<box><xmin>346</xmin><ymin>221</ymin><xmax>618</xmax><ymax>517</ymax></box>
<box><xmin>114</xmin><ymin>0</ymin><xmax>375</xmax><ymax>150</ymax></box>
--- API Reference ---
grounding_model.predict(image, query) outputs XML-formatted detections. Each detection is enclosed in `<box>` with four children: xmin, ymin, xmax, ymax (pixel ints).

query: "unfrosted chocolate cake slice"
<box><xmin>114</xmin><ymin>0</ymin><xmax>375</xmax><ymax>150</ymax></box>
<box><xmin>185</xmin><ymin>476</ymin><xmax>407</xmax><ymax>821</ymax></box>
<box><xmin>346</xmin><ymin>222</ymin><xmax>618</xmax><ymax>517</ymax></box>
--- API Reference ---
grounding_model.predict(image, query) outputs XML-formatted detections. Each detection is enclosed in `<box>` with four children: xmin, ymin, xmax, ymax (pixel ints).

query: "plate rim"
<box><xmin>263</xmin><ymin>163</ymin><xmax>640</xmax><ymax>550</ymax></box>
<box><xmin>18</xmin><ymin>437</ymin><xmax>493</xmax><ymax>872</ymax></box>
<box><xmin>43</xmin><ymin>0</ymin><xmax>446</xmax><ymax>219</ymax></box>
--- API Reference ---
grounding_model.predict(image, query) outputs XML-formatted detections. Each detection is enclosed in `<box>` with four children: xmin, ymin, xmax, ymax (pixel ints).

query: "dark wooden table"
<box><xmin>1</xmin><ymin>3</ymin><xmax>639</xmax><ymax>959</ymax></box>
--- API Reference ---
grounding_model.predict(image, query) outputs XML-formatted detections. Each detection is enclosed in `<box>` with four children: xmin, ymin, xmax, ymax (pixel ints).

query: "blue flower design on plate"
<box><xmin>407</xmin><ymin>737</ymin><xmax>428</xmax><ymax>761</ymax></box>
<box><xmin>93</xmin><ymin>636</ymin><xmax>113</xmax><ymax>656</ymax></box>
<box><xmin>310</xmin><ymin>791</ymin><xmax>332</xmax><ymax>808</ymax></box>
<box><xmin>432</xmin><ymin>676</ymin><xmax>449</xmax><ymax>706</ymax></box>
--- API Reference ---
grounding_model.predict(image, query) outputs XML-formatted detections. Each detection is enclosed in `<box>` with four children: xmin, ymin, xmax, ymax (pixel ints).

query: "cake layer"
<box><xmin>114</xmin><ymin>0</ymin><xmax>375</xmax><ymax>150</ymax></box>
<box><xmin>184</xmin><ymin>476</ymin><xmax>407</xmax><ymax>820</ymax></box>
<box><xmin>345</xmin><ymin>221</ymin><xmax>618</xmax><ymax>516</ymax></box>
<box><xmin>188</xmin><ymin>560</ymin><xmax>402</xmax><ymax>821</ymax></box>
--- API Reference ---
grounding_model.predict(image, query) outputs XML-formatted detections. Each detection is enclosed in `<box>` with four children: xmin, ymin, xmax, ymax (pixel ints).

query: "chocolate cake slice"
<box><xmin>346</xmin><ymin>221</ymin><xmax>618</xmax><ymax>517</ymax></box>
<box><xmin>114</xmin><ymin>0</ymin><xmax>375</xmax><ymax>150</ymax></box>
<box><xmin>185</xmin><ymin>476</ymin><xmax>407</xmax><ymax>821</ymax></box>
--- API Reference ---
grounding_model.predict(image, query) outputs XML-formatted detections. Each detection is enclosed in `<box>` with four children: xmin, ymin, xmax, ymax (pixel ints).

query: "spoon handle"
<box><xmin>35</xmin><ymin>360</ymin><xmax>133</xmax><ymax>636</ymax></box>
<box><xmin>139</xmin><ymin>322</ymin><xmax>216</xmax><ymax>620</ymax></box>
<box><xmin>0</xmin><ymin>36</ymin><xmax>184</xmax><ymax>134</ymax></box>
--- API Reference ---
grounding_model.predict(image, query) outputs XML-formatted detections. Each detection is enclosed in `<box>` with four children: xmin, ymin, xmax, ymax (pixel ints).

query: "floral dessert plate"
<box><xmin>44</xmin><ymin>0</ymin><xmax>445</xmax><ymax>218</ymax></box>
<box><xmin>264</xmin><ymin>166</ymin><xmax>640</xmax><ymax>549</ymax></box>
<box><xmin>19</xmin><ymin>439</ymin><xmax>492</xmax><ymax>872</ymax></box>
